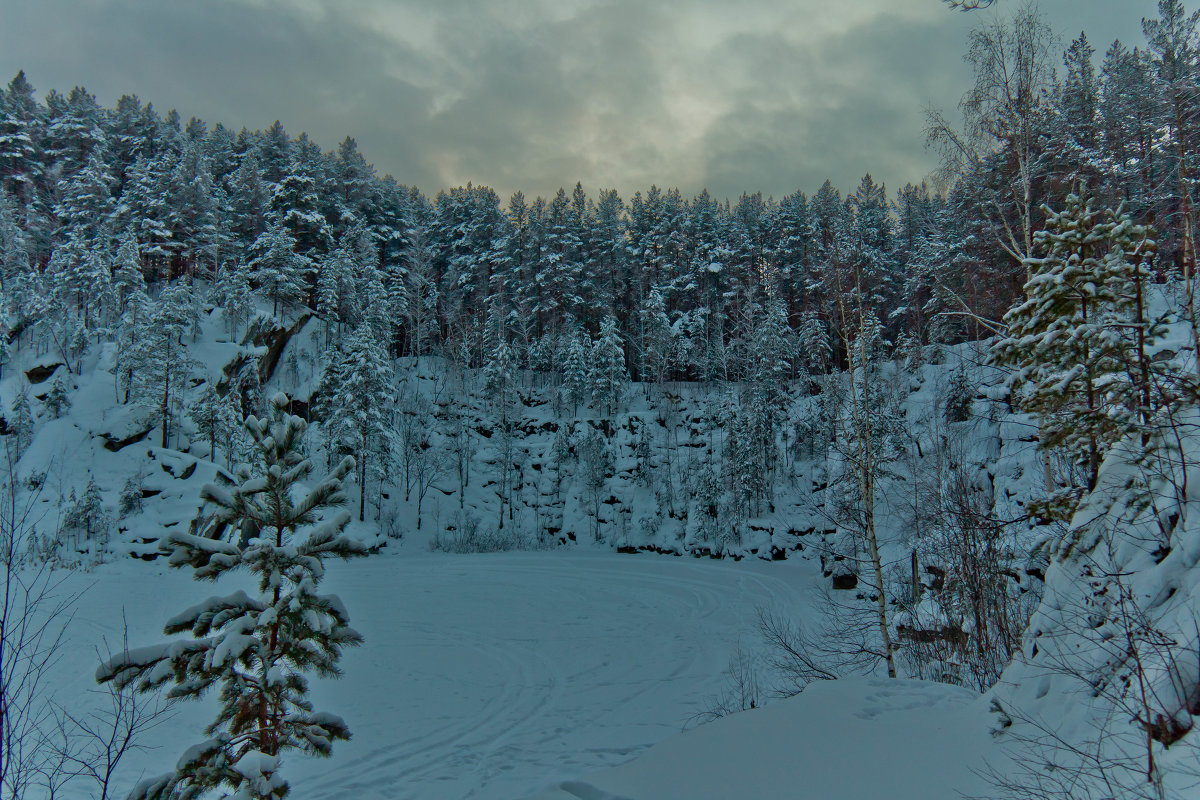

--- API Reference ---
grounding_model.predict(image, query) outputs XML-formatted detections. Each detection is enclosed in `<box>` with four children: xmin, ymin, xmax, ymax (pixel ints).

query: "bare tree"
<box><xmin>1</xmin><ymin>440</ymin><xmax>172</xmax><ymax>800</ymax></box>
<box><xmin>49</xmin><ymin>621</ymin><xmax>172</xmax><ymax>800</ymax></box>
<box><xmin>409</xmin><ymin>429</ymin><xmax>448</xmax><ymax>532</ymax></box>
<box><xmin>0</xmin><ymin>439</ymin><xmax>73</xmax><ymax>800</ymax></box>
<box><xmin>985</xmin><ymin>570</ymin><xmax>1200</xmax><ymax>800</ymax></box>
<box><xmin>926</xmin><ymin>5</ymin><xmax>1057</xmax><ymax>274</ymax></box>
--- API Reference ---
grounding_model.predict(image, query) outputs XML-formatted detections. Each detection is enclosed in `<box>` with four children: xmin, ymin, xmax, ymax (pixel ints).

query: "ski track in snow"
<box><xmin>50</xmin><ymin>552</ymin><xmax>812</xmax><ymax>800</ymax></box>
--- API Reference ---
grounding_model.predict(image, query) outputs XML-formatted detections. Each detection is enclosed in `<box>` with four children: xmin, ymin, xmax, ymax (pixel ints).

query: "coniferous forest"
<box><xmin>6</xmin><ymin>2</ymin><xmax>1200</xmax><ymax>799</ymax></box>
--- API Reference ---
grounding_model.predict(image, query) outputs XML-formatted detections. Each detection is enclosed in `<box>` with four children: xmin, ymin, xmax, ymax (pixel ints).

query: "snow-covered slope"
<box><xmin>9</xmin><ymin>298</ymin><xmax>1136</xmax><ymax>800</ymax></box>
<box><xmin>529</xmin><ymin>678</ymin><xmax>995</xmax><ymax>800</ymax></box>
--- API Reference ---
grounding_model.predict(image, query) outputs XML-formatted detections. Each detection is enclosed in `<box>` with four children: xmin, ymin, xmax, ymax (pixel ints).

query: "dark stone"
<box><xmin>101</xmin><ymin>425</ymin><xmax>155</xmax><ymax>452</ymax></box>
<box><xmin>25</xmin><ymin>363</ymin><xmax>63</xmax><ymax>384</ymax></box>
<box><xmin>832</xmin><ymin>572</ymin><xmax>859</xmax><ymax>591</ymax></box>
<box><xmin>257</xmin><ymin>314</ymin><xmax>312</xmax><ymax>384</ymax></box>
<box><xmin>160</xmin><ymin>458</ymin><xmax>199</xmax><ymax>479</ymax></box>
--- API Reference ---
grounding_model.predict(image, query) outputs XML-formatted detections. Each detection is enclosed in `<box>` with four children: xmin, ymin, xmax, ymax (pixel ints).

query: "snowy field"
<box><xmin>45</xmin><ymin>551</ymin><xmax>829</xmax><ymax>800</ymax></box>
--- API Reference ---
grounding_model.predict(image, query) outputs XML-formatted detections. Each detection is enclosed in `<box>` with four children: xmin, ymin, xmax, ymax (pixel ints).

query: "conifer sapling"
<box><xmin>97</xmin><ymin>393</ymin><xmax>366</xmax><ymax>800</ymax></box>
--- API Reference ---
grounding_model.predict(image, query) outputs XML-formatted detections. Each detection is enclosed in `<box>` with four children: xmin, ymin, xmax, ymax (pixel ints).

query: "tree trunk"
<box><xmin>359</xmin><ymin>446</ymin><xmax>367</xmax><ymax>523</ymax></box>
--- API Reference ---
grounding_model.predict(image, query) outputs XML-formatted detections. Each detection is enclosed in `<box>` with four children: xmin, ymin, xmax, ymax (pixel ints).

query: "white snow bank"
<box><xmin>528</xmin><ymin>677</ymin><xmax>998</xmax><ymax>800</ymax></box>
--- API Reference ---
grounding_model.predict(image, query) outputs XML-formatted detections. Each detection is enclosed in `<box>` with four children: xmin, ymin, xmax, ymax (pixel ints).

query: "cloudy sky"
<box><xmin>0</xmin><ymin>0</ymin><xmax>1151</xmax><ymax>201</ymax></box>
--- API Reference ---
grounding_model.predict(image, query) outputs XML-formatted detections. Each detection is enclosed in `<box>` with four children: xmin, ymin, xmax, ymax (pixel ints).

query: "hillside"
<box><xmin>8</xmin><ymin>3</ymin><xmax>1200</xmax><ymax>793</ymax></box>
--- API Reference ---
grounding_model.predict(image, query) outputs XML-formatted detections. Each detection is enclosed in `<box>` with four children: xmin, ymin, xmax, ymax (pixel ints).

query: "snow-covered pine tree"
<box><xmin>315</xmin><ymin>246</ymin><xmax>350</xmax><ymax>345</ymax></box>
<box><xmin>61</xmin><ymin>477</ymin><xmax>108</xmax><ymax>550</ymax></box>
<box><xmin>797</xmin><ymin>310</ymin><xmax>830</xmax><ymax>377</ymax></box>
<box><xmin>119</xmin><ymin>472</ymin><xmax>145</xmax><ymax>518</ymax></box>
<box><xmin>190</xmin><ymin>384</ymin><xmax>242</xmax><ymax>464</ymax></box>
<box><xmin>114</xmin><ymin>285</ymin><xmax>151</xmax><ymax>404</ymax></box>
<box><xmin>589</xmin><ymin>315</ymin><xmax>628</xmax><ymax>416</ymax></box>
<box><xmin>482</xmin><ymin>336</ymin><xmax>517</xmax><ymax>424</ymax></box>
<box><xmin>248</xmin><ymin>221</ymin><xmax>308</xmax><ymax>317</ymax></box>
<box><xmin>944</xmin><ymin>366</ymin><xmax>975</xmax><ymax>423</ymax></box>
<box><xmin>638</xmin><ymin>288</ymin><xmax>673</xmax><ymax>388</ymax></box>
<box><xmin>112</xmin><ymin>232</ymin><xmax>147</xmax><ymax>307</ymax></box>
<box><xmin>44</xmin><ymin>374</ymin><xmax>71</xmax><ymax>419</ymax></box>
<box><xmin>559</xmin><ymin>326</ymin><xmax>590</xmax><ymax>417</ymax></box>
<box><xmin>990</xmin><ymin>191</ymin><xmax>1145</xmax><ymax>514</ymax></box>
<box><xmin>9</xmin><ymin>387</ymin><xmax>33</xmax><ymax>456</ymax></box>
<box><xmin>328</xmin><ymin>324</ymin><xmax>394</xmax><ymax>521</ymax></box>
<box><xmin>217</xmin><ymin>261</ymin><xmax>255</xmax><ymax>342</ymax></box>
<box><xmin>0</xmin><ymin>188</ymin><xmax>29</xmax><ymax>292</ymax></box>
<box><xmin>96</xmin><ymin>394</ymin><xmax>366</xmax><ymax>800</ymax></box>
<box><xmin>128</xmin><ymin>281</ymin><xmax>199</xmax><ymax>448</ymax></box>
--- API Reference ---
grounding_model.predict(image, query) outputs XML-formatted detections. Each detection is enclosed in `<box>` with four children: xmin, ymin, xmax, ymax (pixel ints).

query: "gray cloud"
<box><xmin>0</xmin><ymin>0</ymin><xmax>1149</xmax><ymax>202</ymax></box>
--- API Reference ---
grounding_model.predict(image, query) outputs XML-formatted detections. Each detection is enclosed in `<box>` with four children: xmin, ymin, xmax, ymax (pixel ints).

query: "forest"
<box><xmin>5</xmin><ymin>1</ymin><xmax>1200</xmax><ymax>799</ymax></box>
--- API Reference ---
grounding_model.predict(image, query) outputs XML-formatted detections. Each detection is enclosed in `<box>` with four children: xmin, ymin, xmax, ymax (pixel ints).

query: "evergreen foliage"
<box><xmin>96</xmin><ymin>394</ymin><xmax>366</xmax><ymax>800</ymax></box>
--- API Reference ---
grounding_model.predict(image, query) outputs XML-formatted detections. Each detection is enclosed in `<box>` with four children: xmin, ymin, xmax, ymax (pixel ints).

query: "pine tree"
<box><xmin>797</xmin><ymin>310</ymin><xmax>830</xmax><ymax>377</ymax></box>
<box><xmin>112</xmin><ymin>232</ymin><xmax>146</xmax><ymax>307</ymax></box>
<box><xmin>991</xmin><ymin>191</ymin><xmax>1147</xmax><ymax>510</ymax></box>
<box><xmin>589</xmin><ymin>315</ymin><xmax>628</xmax><ymax>416</ymax></box>
<box><xmin>638</xmin><ymin>288</ymin><xmax>673</xmax><ymax>386</ymax></box>
<box><xmin>128</xmin><ymin>281</ymin><xmax>199</xmax><ymax>448</ymax></box>
<box><xmin>0</xmin><ymin>188</ymin><xmax>29</xmax><ymax>292</ymax></box>
<box><xmin>61</xmin><ymin>477</ymin><xmax>108</xmax><ymax>547</ymax></box>
<box><xmin>944</xmin><ymin>366</ymin><xmax>975</xmax><ymax>423</ymax></box>
<box><xmin>44</xmin><ymin>375</ymin><xmax>71</xmax><ymax>419</ymax></box>
<box><xmin>328</xmin><ymin>325</ymin><xmax>394</xmax><ymax>521</ymax></box>
<box><xmin>218</xmin><ymin>261</ymin><xmax>255</xmax><ymax>341</ymax></box>
<box><xmin>559</xmin><ymin>327</ymin><xmax>590</xmax><ymax>416</ymax></box>
<box><xmin>9</xmin><ymin>388</ymin><xmax>33</xmax><ymax>457</ymax></box>
<box><xmin>482</xmin><ymin>335</ymin><xmax>517</xmax><ymax>424</ymax></box>
<box><xmin>53</xmin><ymin>145</ymin><xmax>116</xmax><ymax>242</ymax></box>
<box><xmin>97</xmin><ymin>394</ymin><xmax>366</xmax><ymax>800</ymax></box>
<box><xmin>0</xmin><ymin>71</ymin><xmax>40</xmax><ymax>201</ymax></box>
<box><xmin>249</xmin><ymin>221</ymin><xmax>308</xmax><ymax>317</ymax></box>
<box><xmin>190</xmin><ymin>384</ymin><xmax>241</xmax><ymax>464</ymax></box>
<box><xmin>119</xmin><ymin>472</ymin><xmax>144</xmax><ymax>518</ymax></box>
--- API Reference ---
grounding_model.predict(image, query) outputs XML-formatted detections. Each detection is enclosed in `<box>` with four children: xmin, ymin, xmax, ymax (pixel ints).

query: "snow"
<box><xmin>530</xmin><ymin>678</ymin><xmax>995</xmax><ymax>800</ymax></box>
<box><xmin>8</xmin><ymin>304</ymin><xmax>1052</xmax><ymax>800</ymax></box>
<box><xmin>40</xmin><ymin>550</ymin><xmax>851</xmax><ymax>800</ymax></box>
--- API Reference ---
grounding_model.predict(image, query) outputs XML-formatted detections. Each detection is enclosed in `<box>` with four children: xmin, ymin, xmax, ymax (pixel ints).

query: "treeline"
<box><xmin>0</xmin><ymin>2</ymin><xmax>1193</xmax><ymax>383</ymax></box>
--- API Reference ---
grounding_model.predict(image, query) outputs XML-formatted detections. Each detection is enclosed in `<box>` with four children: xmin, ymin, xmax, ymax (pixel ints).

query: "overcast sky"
<box><xmin>0</xmin><ymin>0</ymin><xmax>1152</xmax><ymax>202</ymax></box>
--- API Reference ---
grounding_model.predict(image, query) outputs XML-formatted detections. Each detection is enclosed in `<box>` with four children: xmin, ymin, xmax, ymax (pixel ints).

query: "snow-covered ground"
<box><xmin>532</xmin><ymin>677</ymin><xmax>994</xmax><ymax>800</ymax></box>
<box><xmin>45</xmin><ymin>550</ymin><xmax>839</xmax><ymax>800</ymax></box>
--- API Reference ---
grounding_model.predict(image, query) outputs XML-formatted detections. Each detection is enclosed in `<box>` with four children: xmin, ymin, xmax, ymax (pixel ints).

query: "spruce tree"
<box><xmin>97</xmin><ymin>394</ymin><xmax>366</xmax><ymax>800</ymax></box>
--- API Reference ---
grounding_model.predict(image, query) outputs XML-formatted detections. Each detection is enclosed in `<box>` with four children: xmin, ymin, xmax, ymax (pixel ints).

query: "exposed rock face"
<box><xmin>25</xmin><ymin>362</ymin><xmax>63</xmax><ymax>384</ymax></box>
<box><xmin>101</xmin><ymin>424</ymin><xmax>155</xmax><ymax>452</ymax></box>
